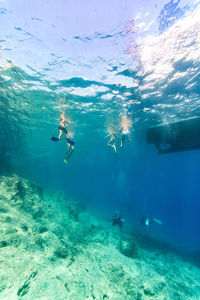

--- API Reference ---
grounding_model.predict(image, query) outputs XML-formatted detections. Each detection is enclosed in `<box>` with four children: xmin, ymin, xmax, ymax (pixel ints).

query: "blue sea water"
<box><xmin>0</xmin><ymin>0</ymin><xmax>200</xmax><ymax>257</ymax></box>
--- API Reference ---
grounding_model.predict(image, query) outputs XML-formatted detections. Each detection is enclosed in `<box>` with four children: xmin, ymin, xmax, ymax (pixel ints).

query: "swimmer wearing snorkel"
<box><xmin>51</xmin><ymin>111</ymin><xmax>75</xmax><ymax>164</ymax></box>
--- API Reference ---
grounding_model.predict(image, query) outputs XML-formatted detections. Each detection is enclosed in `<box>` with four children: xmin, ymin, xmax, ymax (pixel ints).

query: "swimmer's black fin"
<box><xmin>51</xmin><ymin>137</ymin><xmax>59</xmax><ymax>142</ymax></box>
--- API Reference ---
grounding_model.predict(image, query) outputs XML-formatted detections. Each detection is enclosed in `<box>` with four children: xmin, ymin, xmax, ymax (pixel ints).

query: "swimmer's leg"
<box><xmin>107</xmin><ymin>139</ymin><xmax>116</xmax><ymax>152</ymax></box>
<box><xmin>65</xmin><ymin>131</ymin><xmax>70</xmax><ymax>139</ymax></box>
<box><xmin>67</xmin><ymin>147</ymin><xmax>74</xmax><ymax>160</ymax></box>
<box><xmin>120</xmin><ymin>136</ymin><xmax>124</xmax><ymax>148</ymax></box>
<box><xmin>64</xmin><ymin>145</ymin><xmax>74</xmax><ymax>164</ymax></box>
<box><xmin>107</xmin><ymin>138</ymin><xmax>112</xmax><ymax>147</ymax></box>
<box><xmin>128</xmin><ymin>134</ymin><xmax>132</xmax><ymax>142</ymax></box>
<box><xmin>58</xmin><ymin>129</ymin><xmax>63</xmax><ymax>140</ymax></box>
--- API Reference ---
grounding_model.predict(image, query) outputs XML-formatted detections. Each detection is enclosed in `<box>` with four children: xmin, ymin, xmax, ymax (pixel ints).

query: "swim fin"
<box><xmin>152</xmin><ymin>218</ymin><xmax>162</xmax><ymax>225</ymax></box>
<box><xmin>66</xmin><ymin>138</ymin><xmax>75</xmax><ymax>145</ymax></box>
<box><xmin>51</xmin><ymin>137</ymin><xmax>59</xmax><ymax>142</ymax></box>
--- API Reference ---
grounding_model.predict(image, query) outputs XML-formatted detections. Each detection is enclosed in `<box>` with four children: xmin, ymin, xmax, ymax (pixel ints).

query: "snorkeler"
<box><xmin>140</xmin><ymin>216</ymin><xmax>162</xmax><ymax>227</ymax></box>
<box><xmin>112</xmin><ymin>211</ymin><xmax>125</xmax><ymax>229</ymax></box>
<box><xmin>105</xmin><ymin>127</ymin><xmax>117</xmax><ymax>152</ymax></box>
<box><xmin>51</xmin><ymin>111</ymin><xmax>75</xmax><ymax>164</ymax></box>
<box><xmin>120</xmin><ymin>115</ymin><xmax>132</xmax><ymax>148</ymax></box>
<box><xmin>51</xmin><ymin>111</ymin><xmax>69</xmax><ymax>142</ymax></box>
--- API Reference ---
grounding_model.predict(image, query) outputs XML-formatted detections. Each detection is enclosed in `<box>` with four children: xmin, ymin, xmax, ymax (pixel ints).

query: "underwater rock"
<box><xmin>32</xmin><ymin>207</ymin><xmax>45</xmax><ymax>219</ymax></box>
<box><xmin>0</xmin><ymin>204</ymin><xmax>8</xmax><ymax>213</ymax></box>
<box><xmin>4</xmin><ymin>216</ymin><xmax>12</xmax><ymax>223</ymax></box>
<box><xmin>5</xmin><ymin>227</ymin><xmax>17</xmax><ymax>234</ymax></box>
<box><xmin>54</xmin><ymin>245</ymin><xmax>68</xmax><ymax>259</ymax></box>
<box><xmin>35</xmin><ymin>236</ymin><xmax>45</xmax><ymax>249</ymax></box>
<box><xmin>0</xmin><ymin>175</ymin><xmax>45</xmax><ymax>220</ymax></box>
<box><xmin>143</xmin><ymin>286</ymin><xmax>155</xmax><ymax>296</ymax></box>
<box><xmin>0</xmin><ymin>241</ymin><xmax>8</xmax><ymax>247</ymax></box>
<box><xmin>136</xmin><ymin>292</ymin><xmax>143</xmax><ymax>300</ymax></box>
<box><xmin>63</xmin><ymin>200</ymin><xmax>86</xmax><ymax>222</ymax></box>
<box><xmin>30</xmin><ymin>183</ymin><xmax>43</xmax><ymax>198</ymax></box>
<box><xmin>14</xmin><ymin>178</ymin><xmax>27</xmax><ymax>198</ymax></box>
<box><xmin>0</xmin><ymin>215</ymin><xmax>13</xmax><ymax>224</ymax></box>
<box><xmin>119</xmin><ymin>237</ymin><xmax>139</xmax><ymax>258</ymax></box>
<box><xmin>40</xmin><ymin>231</ymin><xmax>61</xmax><ymax>253</ymax></box>
<box><xmin>38</xmin><ymin>225</ymin><xmax>48</xmax><ymax>234</ymax></box>
<box><xmin>142</xmin><ymin>279</ymin><xmax>166</xmax><ymax>297</ymax></box>
<box><xmin>92</xmin><ymin>229</ymin><xmax>121</xmax><ymax>249</ymax></box>
<box><xmin>68</xmin><ymin>205</ymin><xmax>79</xmax><ymax>221</ymax></box>
<box><xmin>32</xmin><ymin>224</ymin><xmax>48</xmax><ymax>234</ymax></box>
<box><xmin>106</xmin><ymin>263</ymin><xmax>125</xmax><ymax>283</ymax></box>
<box><xmin>64</xmin><ymin>282</ymin><xmax>70</xmax><ymax>292</ymax></box>
<box><xmin>50</xmin><ymin>224</ymin><xmax>65</xmax><ymax>239</ymax></box>
<box><xmin>17</xmin><ymin>271</ymin><xmax>37</xmax><ymax>297</ymax></box>
<box><xmin>0</xmin><ymin>174</ymin><xmax>200</xmax><ymax>299</ymax></box>
<box><xmin>21</xmin><ymin>224</ymin><xmax>29</xmax><ymax>232</ymax></box>
<box><xmin>8</xmin><ymin>234</ymin><xmax>22</xmax><ymax>247</ymax></box>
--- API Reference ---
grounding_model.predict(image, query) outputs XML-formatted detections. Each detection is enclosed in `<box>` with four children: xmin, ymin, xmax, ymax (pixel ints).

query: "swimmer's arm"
<box><xmin>104</xmin><ymin>133</ymin><xmax>110</xmax><ymax>138</ymax></box>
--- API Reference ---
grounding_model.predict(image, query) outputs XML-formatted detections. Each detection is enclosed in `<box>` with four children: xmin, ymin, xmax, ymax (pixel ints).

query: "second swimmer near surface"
<box><xmin>105</xmin><ymin>115</ymin><xmax>132</xmax><ymax>153</ymax></box>
<box><xmin>51</xmin><ymin>112</ymin><xmax>133</xmax><ymax>164</ymax></box>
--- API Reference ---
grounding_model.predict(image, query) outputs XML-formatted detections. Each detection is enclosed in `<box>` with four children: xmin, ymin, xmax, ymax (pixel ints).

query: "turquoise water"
<box><xmin>1</xmin><ymin>0</ymin><xmax>200</xmax><ymax>257</ymax></box>
<box><xmin>1</xmin><ymin>1</ymin><xmax>200</xmax><ymax>299</ymax></box>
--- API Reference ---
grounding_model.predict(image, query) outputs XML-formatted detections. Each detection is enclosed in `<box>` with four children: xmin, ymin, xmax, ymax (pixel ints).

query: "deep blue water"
<box><xmin>17</xmin><ymin>128</ymin><xmax>200</xmax><ymax>251</ymax></box>
<box><xmin>0</xmin><ymin>0</ymin><xmax>200</xmax><ymax>253</ymax></box>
